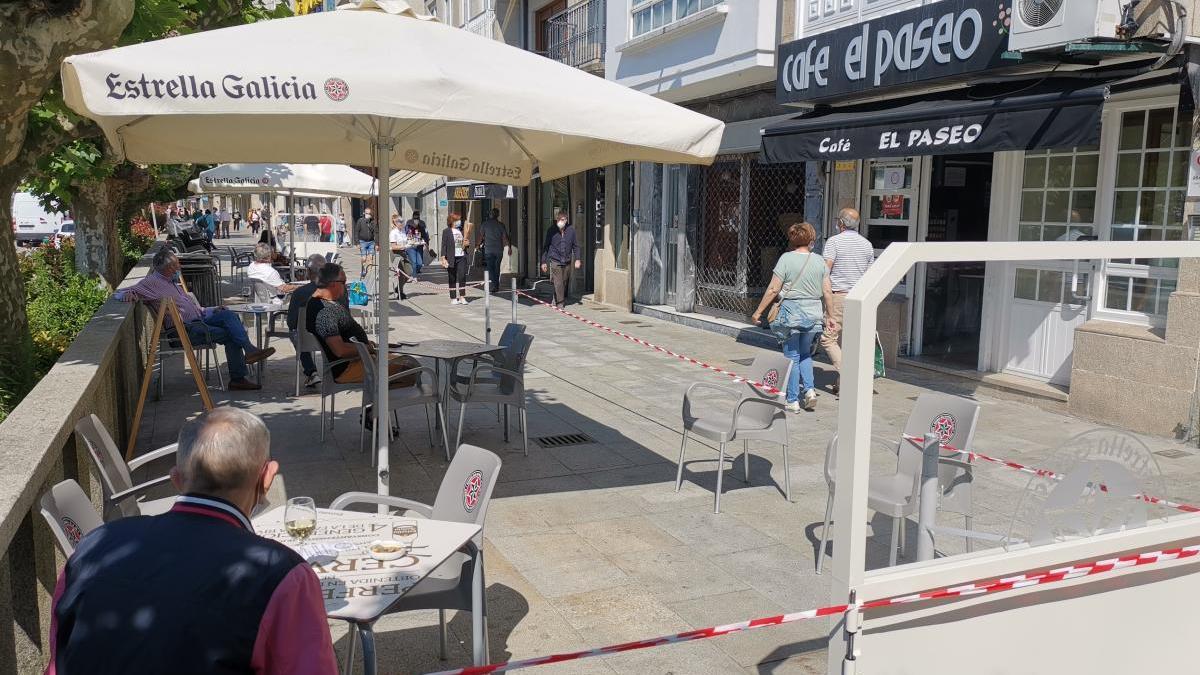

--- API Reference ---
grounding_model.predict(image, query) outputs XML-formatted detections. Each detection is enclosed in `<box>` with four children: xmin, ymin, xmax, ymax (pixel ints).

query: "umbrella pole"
<box><xmin>375</xmin><ymin>141</ymin><xmax>393</xmax><ymax>504</ymax></box>
<box><xmin>288</xmin><ymin>189</ymin><xmax>295</xmax><ymax>279</ymax></box>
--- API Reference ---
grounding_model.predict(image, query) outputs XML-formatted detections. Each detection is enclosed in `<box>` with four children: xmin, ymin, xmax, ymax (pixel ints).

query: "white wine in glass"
<box><xmin>285</xmin><ymin>497</ymin><xmax>317</xmax><ymax>542</ymax></box>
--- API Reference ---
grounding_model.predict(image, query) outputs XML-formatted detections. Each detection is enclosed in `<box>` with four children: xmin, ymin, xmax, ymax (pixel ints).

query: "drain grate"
<box><xmin>1155</xmin><ymin>448</ymin><xmax>1190</xmax><ymax>459</ymax></box>
<box><xmin>534</xmin><ymin>433</ymin><xmax>595</xmax><ymax>448</ymax></box>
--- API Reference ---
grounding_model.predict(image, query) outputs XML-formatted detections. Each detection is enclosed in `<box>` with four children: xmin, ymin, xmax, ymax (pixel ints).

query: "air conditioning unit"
<box><xmin>1008</xmin><ymin>0</ymin><xmax>1121</xmax><ymax>52</ymax></box>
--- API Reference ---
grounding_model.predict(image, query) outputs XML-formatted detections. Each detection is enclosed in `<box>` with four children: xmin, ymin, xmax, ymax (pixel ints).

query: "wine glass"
<box><xmin>284</xmin><ymin>497</ymin><xmax>317</xmax><ymax>542</ymax></box>
<box><xmin>393</xmin><ymin>520</ymin><xmax>419</xmax><ymax>553</ymax></box>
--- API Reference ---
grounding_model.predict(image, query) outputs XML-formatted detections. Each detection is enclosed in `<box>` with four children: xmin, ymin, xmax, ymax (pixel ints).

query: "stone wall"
<box><xmin>0</xmin><ymin>249</ymin><xmax>157</xmax><ymax>672</ymax></box>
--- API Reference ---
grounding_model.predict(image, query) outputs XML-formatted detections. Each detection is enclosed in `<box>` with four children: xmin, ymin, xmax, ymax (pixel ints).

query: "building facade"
<box><xmin>600</xmin><ymin>0</ymin><xmax>824</xmax><ymax>321</ymax></box>
<box><xmin>764</xmin><ymin>0</ymin><xmax>1200</xmax><ymax>437</ymax></box>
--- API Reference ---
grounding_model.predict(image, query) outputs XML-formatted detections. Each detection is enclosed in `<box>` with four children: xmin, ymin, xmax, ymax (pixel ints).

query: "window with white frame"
<box><xmin>631</xmin><ymin>0</ymin><xmax>722</xmax><ymax>38</ymax></box>
<box><xmin>1012</xmin><ymin>147</ymin><xmax>1099</xmax><ymax>305</ymax></box>
<box><xmin>1102</xmin><ymin>106</ymin><xmax>1189</xmax><ymax>317</ymax></box>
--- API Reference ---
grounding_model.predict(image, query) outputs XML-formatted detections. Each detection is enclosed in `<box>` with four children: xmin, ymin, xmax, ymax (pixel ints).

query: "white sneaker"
<box><xmin>458</xmin><ymin>298</ymin><xmax>468</xmax><ymax>305</ymax></box>
<box><xmin>785</xmin><ymin>401</ymin><xmax>802</xmax><ymax>413</ymax></box>
<box><xmin>803</xmin><ymin>389</ymin><xmax>818</xmax><ymax>411</ymax></box>
<box><xmin>303</xmin><ymin>373</ymin><xmax>321</xmax><ymax>388</ymax></box>
<box><xmin>450</xmin><ymin>298</ymin><xmax>460</xmax><ymax>305</ymax></box>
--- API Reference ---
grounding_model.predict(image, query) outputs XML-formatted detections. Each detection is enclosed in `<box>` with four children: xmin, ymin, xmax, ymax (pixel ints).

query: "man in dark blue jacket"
<box><xmin>47</xmin><ymin>407</ymin><xmax>337</xmax><ymax>675</ymax></box>
<box><xmin>540</xmin><ymin>212</ymin><xmax>580</xmax><ymax>309</ymax></box>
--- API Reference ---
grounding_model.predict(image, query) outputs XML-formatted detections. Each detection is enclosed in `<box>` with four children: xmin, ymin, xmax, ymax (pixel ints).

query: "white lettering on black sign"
<box><xmin>777</xmin><ymin>0</ymin><xmax>1005</xmax><ymax>103</ymax></box>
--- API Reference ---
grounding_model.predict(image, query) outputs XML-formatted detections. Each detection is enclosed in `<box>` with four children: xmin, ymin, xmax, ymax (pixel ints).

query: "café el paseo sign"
<box><xmin>777</xmin><ymin>0</ymin><xmax>1009</xmax><ymax>104</ymax></box>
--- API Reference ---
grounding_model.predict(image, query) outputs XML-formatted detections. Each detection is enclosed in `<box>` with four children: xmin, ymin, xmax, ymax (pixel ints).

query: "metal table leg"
<box><xmin>255</xmin><ymin>313</ymin><xmax>265</xmax><ymax>385</ymax></box>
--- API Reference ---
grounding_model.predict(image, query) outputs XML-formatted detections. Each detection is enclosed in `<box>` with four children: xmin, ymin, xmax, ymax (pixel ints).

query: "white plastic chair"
<box><xmin>330</xmin><ymin>443</ymin><xmax>502</xmax><ymax>674</ymax></box>
<box><xmin>39</xmin><ymin>479</ymin><xmax>104</xmax><ymax>556</ymax></box>
<box><xmin>350</xmin><ymin>339</ymin><xmax>450</xmax><ymax>458</ymax></box>
<box><xmin>817</xmin><ymin>391</ymin><xmax>981</xmax><ymax>572</ymax></box>
<box><xmin>450</xmin><ymin>333</ymin><xmax>534</xmax><ymax>456</ymax></box>
<box><xmin>74</xmin><ymin>414</ymin><xmax>179</xmax><ymax>519</ymax></box>
<box><xmin>675</xmin><ymin>353</ymin><xmax>793</xmax><ymax>513</ymax></box>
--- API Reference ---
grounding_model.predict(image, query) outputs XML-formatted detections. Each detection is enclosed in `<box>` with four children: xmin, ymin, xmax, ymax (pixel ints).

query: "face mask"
<box><xmin>557</xmin><ymin>220</ymin><xmax>567</xmax><ymax>229</ymax></box>
<box><xmin>172</xmin><ymin>270</ymin><xmax>182</xmax><ymax>282</ymax></box>
<box><xmin>454</xmin><ymin>220</ymin><xmax>462</xmax><ymax>227</ymax></box>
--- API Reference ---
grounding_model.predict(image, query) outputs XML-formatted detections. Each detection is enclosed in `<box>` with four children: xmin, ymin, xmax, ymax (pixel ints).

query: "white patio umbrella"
<box><xmin>189</xmin><ymin>163</ymin><xmax>376</xmax><ymax>266</ymax></box>
<box><xmin>60</xmin><ymin>0</ymin><xmax>723</xmax><ymax>501</ymax></box>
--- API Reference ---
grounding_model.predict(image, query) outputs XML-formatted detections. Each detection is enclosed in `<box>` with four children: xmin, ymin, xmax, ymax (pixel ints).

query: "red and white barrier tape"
<box><xmin>425</xmin><ymin>541</ymin><xmax>1200</xmax><ymax>674</ymax></box>
<box><xmin>902</xmin><ymin>435</ymin><xmax>1200</xmax><ymax>514</ymax></box>
<box><xmin>393</xmin><ymin>266</ymin><xmax>1200</xmax><ymax>515</ymax></box>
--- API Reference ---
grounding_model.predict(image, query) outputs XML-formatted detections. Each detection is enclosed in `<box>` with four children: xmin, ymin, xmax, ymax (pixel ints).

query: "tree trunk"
<box><xmin>72</xmin><ymin>183</ymin><xmax>123</xmax><ymax>287</ymax></box>
<box><xmin>0</xmin><ymin>0</ymin><xmax>135</xmax><ymax>165</ymax></box>
<box><xmin>0</xmin><ymin>170</ymin><xmax>33</xmax><ymax>408</ymax></box>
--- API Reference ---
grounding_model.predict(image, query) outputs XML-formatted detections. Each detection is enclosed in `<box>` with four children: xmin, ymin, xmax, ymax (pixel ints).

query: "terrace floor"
<box><xmin>130</xmin><ymin>229</ymin><xmax>1200</xmax><ymax>674</ymax></box>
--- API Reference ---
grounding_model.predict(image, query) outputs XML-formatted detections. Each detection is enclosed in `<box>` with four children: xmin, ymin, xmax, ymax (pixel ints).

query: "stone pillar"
<box><xmin>1179</xmin><ymin>44</ymin><xmax>1200</xmax><ymax>445</ymax></box>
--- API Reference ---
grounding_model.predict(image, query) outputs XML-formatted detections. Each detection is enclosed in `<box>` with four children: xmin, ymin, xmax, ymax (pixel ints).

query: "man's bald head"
<box><xmin>837</xmin><ymin>208</ymin><xmax>861</xmax><ymax>231</ymax></box>
<box><xmin>175</xmin><ymin>408</ymin><xmax>271</xmax><ymax>496</ymax></box>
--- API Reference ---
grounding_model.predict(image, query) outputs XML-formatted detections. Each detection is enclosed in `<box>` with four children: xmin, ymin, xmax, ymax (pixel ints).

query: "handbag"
<box><xmin>764</xmin><ymin>252</ymin><xmax>813</xmax><ymax>325</ymax></box>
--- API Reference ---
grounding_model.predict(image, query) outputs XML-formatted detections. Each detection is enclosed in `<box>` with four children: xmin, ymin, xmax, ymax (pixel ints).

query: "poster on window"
<box><xmin>881</xmin><ymin>195</ymin><xmax>904</xmax><ymax>218</ymax></box>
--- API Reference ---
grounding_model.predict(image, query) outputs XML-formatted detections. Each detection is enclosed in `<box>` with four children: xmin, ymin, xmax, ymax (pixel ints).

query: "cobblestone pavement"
<box><xmin>133</xmin><ymin>230</ymin><xmax>1200</xmax><ymax>674</ymax></box>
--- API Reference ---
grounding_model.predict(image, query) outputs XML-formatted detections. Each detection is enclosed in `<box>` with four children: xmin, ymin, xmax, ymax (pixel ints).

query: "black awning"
<box><xmin>760</xmin><ymin>80</ymin><xmax>1110</xmax><ymax>164</ymax></box>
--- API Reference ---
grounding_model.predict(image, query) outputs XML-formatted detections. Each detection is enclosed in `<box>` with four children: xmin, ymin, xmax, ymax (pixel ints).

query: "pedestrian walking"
<box><xmin>479</xmin><ymin>208</ymin><xmax>510</xmax><ymax>293</ymax></box>
<box><xmin>303</xmin><ymin>208</ymin><xmax>320</xmax><ymax>241</ymax></box>
<box><xmin>404</xmin><ymin>210</ymin><xmax>428</xmax><ymax>275</ymax></box>
<box><xmin>202</xmin><ymin>208</ymin><xmax>216</xmax><ymax>245</ymax></box>
<box><xmin>335</xmin><ymin>213</ymin><xmax>347</xmax><ymax>246</ymax></box>
<box><xmin>389</xmin><ymin>215</ymin><xmax>411</xmax><ymax>301</ymax></box>
<box><xmin>751</xmin><ymin>222</ymin><xmax>837</xmax><ymax>412</ymax></box>
<box><xmin>355</xmin><ymin>207</ymin><xmax>376</xmax><ymax>262</ymax></box>
<box><xmin>441</xmin><ymin>212</ymin><xmax>470</xmax><ymax>304</ymax></box>
<box><xmin>249</xmin><ymin>208</ymin><xmax>261</xmax><ymax>235</ymax></box>
<box><xmin>319</xmin><ymin>211</ymin><xmax>333</xmax><ymax>243</ymax></box>
<box><xmin>219</xmin><ymin>206</ymin><xmax>231</xmax><ymax>239</ymax></box>
<box><xmin>540</xmin><ymin>212</ymin><xmax>579</xmax><ymax>308</ymax></box>
<box><xmin>820</xmin><ymin>207</ymin><xmax>874</xmax><ymax>394</ymax></box>
<box><xmin>232</xmin><ymin>209</ymin><xmax>242</xmax><ymax>232</ymax></box>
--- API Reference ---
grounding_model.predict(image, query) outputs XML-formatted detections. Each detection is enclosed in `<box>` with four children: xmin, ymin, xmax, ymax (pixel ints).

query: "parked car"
<box><xmin>11</xmin><ymin>192</ymin><xmax>65</xmax><ymax>246</ymax></box>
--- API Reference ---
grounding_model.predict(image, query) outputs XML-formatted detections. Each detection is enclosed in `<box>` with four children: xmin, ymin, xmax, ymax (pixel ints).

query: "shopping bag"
<box><xmin>347</xmin><ymin>280</ymin><xmax>369</xmax><ymax>306</ymax></box>
<box><xmin>873</xmin><ymin>333</ymin><xmax>886</xmax><ymax>379</ymax></box>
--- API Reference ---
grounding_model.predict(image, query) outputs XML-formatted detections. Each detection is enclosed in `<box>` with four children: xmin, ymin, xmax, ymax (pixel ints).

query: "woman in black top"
<box><xmin>440</xmin><ymin>212</ymin><xmax>470</xmax><ymax>305</ymax></box>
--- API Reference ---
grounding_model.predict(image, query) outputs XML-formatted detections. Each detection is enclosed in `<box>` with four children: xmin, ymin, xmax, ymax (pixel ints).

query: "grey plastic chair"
<box><xmin>227</xmin><ymin>245</ymin><xmax>251</xmax><ymax>291</ymax></box>
<box><xmin>249</xmin><ymin>278</ymin><xmax>290</xmax><ymax>348</ymax></box>
<box><xmin>316</xmin><ymin>349</ymin><xmax>362</xmax><ymax>443</ymax></box>
<box><xmin>153</xmin><ymin>300</ymin><xmax>226</xmax><ymax>396</ymax></box>
<box><xmin>675</xmin><ymin>353</ymin><xmax>793</xmax><ymax>513</ymax></box>
<box><xmin>450</xmin><ymin>333</ymin><xmax>534</xmax><ymax>456</ymax></box>
<box><xmin>75</xmin><ymin>414</ymin><xmax>179</xmax><ymax>519</ymax></box>
<box><xmin>350</xmin><ymin>339</ymin><xmax>450</xmax><ymax>458</ymax></box>
<box><xmin>817</xmin><ymin>391</ymin><xmax>981</xmax><ymax>572</ymax></box>
<box><xmin>330</xmin><ymin>443</ymin><xmax>502</xmax><ymax>674</ymax></box>
<box><xmin>452</xmin><ymin>323</ymin><xmax>526</xmax><ymax>423</ymax></box>
<box><xmin>39</xmin><ymin>479</ymin><xmax>104</xmax><ymax>556</ymax></box>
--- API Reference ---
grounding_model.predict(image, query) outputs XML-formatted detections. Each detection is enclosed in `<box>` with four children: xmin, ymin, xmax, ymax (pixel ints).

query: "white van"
<box><xmin>11</xmin><ymin>192</ymin><xmax>64</xmax><ymax>245</ymax></box>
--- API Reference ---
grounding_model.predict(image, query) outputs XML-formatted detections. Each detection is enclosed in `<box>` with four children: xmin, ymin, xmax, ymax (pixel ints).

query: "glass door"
<box><xmin>663</xmin><ymin>164</ymin><xmax>686</xmax><ymax>306</ymax></box>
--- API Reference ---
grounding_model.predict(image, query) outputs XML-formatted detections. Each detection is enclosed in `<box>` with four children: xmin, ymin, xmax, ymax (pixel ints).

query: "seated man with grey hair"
<box><xmin>246</xmin><ymin>241</ymin><xmax>299</xmax><ymax>299</ymax></box>
<box><xmin>47</xmin><ymin>407</ymin><xmax>338</xmax><ymax>674</ymax></box>
<box><xmin>117</xmin><ymin>248</ymin><xmax>275</xmax><ymax>390</ymax></box>
<box><xmin>287</xmin><ymin>253</ymin><xmax>332</xmax><ymax>388</ymax></box>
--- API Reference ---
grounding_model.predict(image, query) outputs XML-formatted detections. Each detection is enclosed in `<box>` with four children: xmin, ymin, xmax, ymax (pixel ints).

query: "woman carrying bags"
<box><xmin>751</xmin><ymin>221</ymin><xmax>837</xmax><ymax>412</ymax></box>
<box><xmin>440</xmin><ymin>212</ymin><xmax>470</xmax><ymax>305</ymax></box>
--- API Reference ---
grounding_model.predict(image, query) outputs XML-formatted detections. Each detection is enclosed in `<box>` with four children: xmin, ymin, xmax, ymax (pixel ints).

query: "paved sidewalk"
<box><xmin>133</xmin><ymin>230</ymin><xmax>1200</xmax><ymax>674</ymax></box>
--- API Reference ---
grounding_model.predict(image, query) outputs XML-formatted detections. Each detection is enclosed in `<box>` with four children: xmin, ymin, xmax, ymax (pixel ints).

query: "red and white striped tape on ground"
<box><xmin>424</xmin><ymin>541</ymin><xmax>1200</xmax><ymax>675</ymax></box>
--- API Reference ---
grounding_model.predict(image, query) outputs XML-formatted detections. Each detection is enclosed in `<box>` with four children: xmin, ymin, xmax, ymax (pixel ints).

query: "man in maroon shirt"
<box><xmin>46</xmin><ymin>408</ymin><xmax>338</xmax><ymax>675</ymax></box>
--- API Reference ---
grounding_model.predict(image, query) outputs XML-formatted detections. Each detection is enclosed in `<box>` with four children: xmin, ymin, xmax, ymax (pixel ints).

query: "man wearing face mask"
<box><xmin>116</xmin><ymin>249</ymin><xmax>275</xmax><ymax>390</ymax></box>
<box><xmin>354</xmin><ymin>207</ymin><xmax>377</xmax><ymax>261</ymax></box>
<box><xmin>541</xmin><ymin>212</ymin><xmax>581</xmax><ymax>309</ymax></box>
<box><xmin>46</xmin><ymin>407</ymin><xmax>338</xmax><ymax>675</ymax></box>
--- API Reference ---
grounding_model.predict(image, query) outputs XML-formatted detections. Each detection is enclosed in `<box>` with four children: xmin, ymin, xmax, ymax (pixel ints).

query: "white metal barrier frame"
<box><xmin>832</xmin><ymin>240</ymin><xmax>1200</xmax><ymax>674</ymax></box>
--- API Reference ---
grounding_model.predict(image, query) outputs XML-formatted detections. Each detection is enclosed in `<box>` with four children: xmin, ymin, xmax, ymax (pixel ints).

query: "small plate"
<box><xmin>367</xmin><ymin>539</ymin><xmax>408</xmax><ymax>561</ymax></box>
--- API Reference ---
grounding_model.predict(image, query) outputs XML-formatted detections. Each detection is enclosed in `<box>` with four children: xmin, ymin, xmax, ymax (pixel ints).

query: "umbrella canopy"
<box><xmin>60</xmin><ymin>0</ymin><xmax>722</xmax><ymax>510</ymax></box>
<box><xmin>188</xmin><ymin>163</ymin><xmax>376</xmax><ymax>196</ymax></box>
<box><xmin>59</xmin><ymin>0</ymin><xmax>722</xmax><ymax>183</ymax></box>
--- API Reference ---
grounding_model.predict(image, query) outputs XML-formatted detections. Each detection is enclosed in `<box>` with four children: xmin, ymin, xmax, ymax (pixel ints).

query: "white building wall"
<box><xmin>606</xmin><ymin>0</ymin><xmax>779</xmax><ymax>103</ymax></box>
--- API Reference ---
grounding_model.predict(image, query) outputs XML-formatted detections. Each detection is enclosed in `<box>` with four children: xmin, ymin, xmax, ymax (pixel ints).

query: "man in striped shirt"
<box><xmin>116</xmin><ymin>249</ymin><xmax>275</xmax><ymax>390</ymax></box>
<box><xmin>821</xmin><ymin>207</ymin><xmax>874</xmax><ymax>394</ymax></box>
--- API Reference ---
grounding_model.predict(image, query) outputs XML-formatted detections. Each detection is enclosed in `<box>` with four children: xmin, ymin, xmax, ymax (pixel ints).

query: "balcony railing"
<box><xmin>544</xmin><ymin>0</ymin><xmax>605</xmax><ymax>73</ymax></box>
<box><xmin>462</xmin><ymin>9</ymin><xmax>498</xmax><ymax>39</ymax></box>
